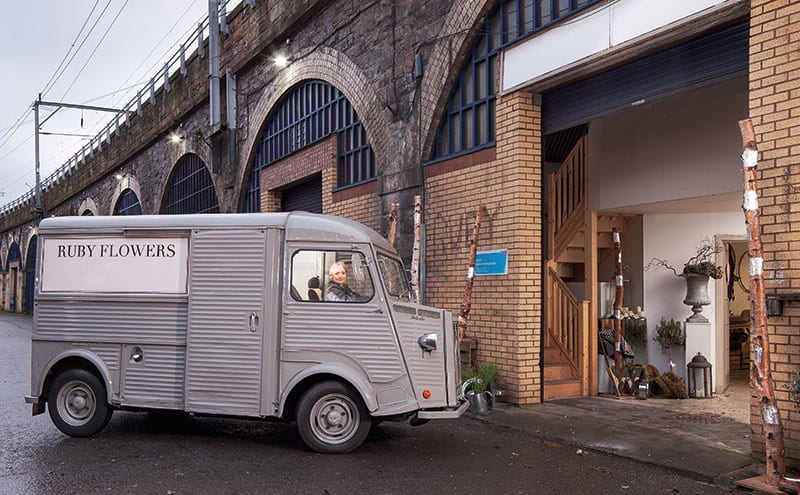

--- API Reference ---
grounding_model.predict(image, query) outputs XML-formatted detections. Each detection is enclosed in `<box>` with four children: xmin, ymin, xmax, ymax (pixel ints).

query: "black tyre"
<box><xmin>296</xmin><ymin>381</ymin><xmax>371</xmax><ymax>454</ymax></box>
<box><xmin>47</xmin><ymin>369</ymin><xmax>112</xmax><ymax>437</ymax></box>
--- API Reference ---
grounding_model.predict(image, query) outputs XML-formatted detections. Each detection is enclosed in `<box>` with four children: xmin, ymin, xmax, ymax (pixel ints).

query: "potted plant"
<box><xmin>646</xmin><ymin>238</ymin><xmax>723</xmax><ymax>322</ymax></box>
<box><xmin>461</xmin><ymin>362</ymin><xmax>498</xmax><ymax>415</ymax></box>
<box><xmin>654</xmin><ymin>318</ymin><xmax>685</xmax><ymax>373</ymax></box>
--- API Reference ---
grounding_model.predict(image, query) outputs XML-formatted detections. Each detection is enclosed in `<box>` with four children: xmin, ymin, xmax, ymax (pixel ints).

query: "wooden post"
<box><xmin>612</xmin><ymin>228</ymin><xmax>624</xmax><ymax>374</ymax></box>
<box><xmin>411</xmin><ymin>196</ymin><xmax>422</xmax><ymax>303</ymax></box>
<box><xmin>738</xmin><ymin>119</ymin><xmax>785</xmax><ymax>485</ymax></box>
<box><xmin>388</xmin><ymin>202</ymin><xmax>398</xmax><ymax>247</ymax></box>
<box><xmin>458</xmin><ymin>205</ymin><xmax>485</xmax><ymax>343</ymax></box>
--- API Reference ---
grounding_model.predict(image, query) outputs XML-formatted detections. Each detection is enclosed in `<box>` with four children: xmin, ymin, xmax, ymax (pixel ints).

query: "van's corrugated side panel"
<box><xmin>282</xmin><ymin>303</ymin><xmax>406</xmax><ymax>382</ymax></box>
<box><xmin>185</xmin><ymin>229</ymin><xmax>266</xmax><ymax>416</ymax></box>
<box><xmin>34</xmin><ymin>301</ymin><xmax>188</xmax><ymax>344</ymax></box>
<box><xmin>122</xmin><ymin>345</ymin><xmax>185</xmax><ymax>408</ymax></box>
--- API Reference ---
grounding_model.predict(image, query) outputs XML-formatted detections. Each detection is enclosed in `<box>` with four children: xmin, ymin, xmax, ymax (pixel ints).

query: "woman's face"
<box><xmin>330</xmin><ymin>265</ymin><xmax>347</xmax><ymax>285</ymax></box>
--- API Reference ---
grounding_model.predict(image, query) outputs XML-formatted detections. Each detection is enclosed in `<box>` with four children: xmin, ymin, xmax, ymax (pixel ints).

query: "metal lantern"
<box><xmin>687</xmin><ymin>352</ymin><xmax>713</xmax><ymax>399</ymax></box>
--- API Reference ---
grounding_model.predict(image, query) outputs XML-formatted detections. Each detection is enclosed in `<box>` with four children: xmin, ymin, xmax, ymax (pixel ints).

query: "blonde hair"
<box><xmin>328</xmin><ymin>261</ymin><xmax>346</xmax><ymax>277</ymax></box>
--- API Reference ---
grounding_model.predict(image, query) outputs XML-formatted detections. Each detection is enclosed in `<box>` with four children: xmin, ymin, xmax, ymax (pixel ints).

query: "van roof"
<box><xmin>38</xmin><ymin>212</ymin><xmax>395</xmax><ymax>252</ymax></box>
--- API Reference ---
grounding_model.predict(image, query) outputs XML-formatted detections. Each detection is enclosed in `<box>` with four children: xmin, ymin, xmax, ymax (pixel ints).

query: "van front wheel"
<box><xmin>296</xmin><ymin>381</ymin><xmax>371</xmax><ymax>453</ymax></box>
<box><xmin>48</xmin><ymin>369</ymin><xmax>112</xmax><ymax>437</ymax></box>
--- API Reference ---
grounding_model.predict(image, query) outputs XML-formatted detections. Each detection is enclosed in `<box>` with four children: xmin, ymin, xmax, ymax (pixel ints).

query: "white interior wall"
<box><xmin>642</xmin><ymin>213</ymin><xmax>745</xmax><ymax>384</ymax></box>
<box><xmin>588</xmin><ymin>78</ymin><xmax>746</xmax><ymax>211</ymax></box>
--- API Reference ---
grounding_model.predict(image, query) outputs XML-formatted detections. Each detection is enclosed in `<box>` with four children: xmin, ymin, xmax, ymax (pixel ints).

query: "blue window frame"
<box><xmin>113</xmin><ymin>189</ymin><xmax>142</xmax><ymax>216</ymax></box>
<box><xmin>430</xmin><ymin>0</ymin><xmax>599</xmax><ymax>162</ymax></box>
<box><xmin>242</xmin><ymin>80</ymin><xmax>376</xmax><ymax>212</ymax></box>
<box><xmin>161</xmin><ymin>154</ymin><xmax>220</xmax><ymax>214</ymax></box>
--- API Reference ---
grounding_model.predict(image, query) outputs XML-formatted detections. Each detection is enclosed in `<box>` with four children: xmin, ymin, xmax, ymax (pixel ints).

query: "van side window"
<box><xmin>290</xmin><ymin>250</ymin><xmax>374</xmax><ymax>303</ymax></box>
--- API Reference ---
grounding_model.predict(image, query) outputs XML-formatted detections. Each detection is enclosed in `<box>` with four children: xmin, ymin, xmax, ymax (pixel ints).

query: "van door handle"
<box><xmin>249</xmin><ymin>312</ymin><xmax>259</xmax><ymax>332</ymax></box>
<box><xmin>370</xmin><ymin>308</ymin><xmax>384</xmax><ymax>314</ymax></box>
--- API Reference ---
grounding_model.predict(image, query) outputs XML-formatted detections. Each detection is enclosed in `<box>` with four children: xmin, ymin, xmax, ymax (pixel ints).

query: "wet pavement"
<box><xmin>1</xmin><ymin>310</ymin><xmax>762</xmax><ymax>493</ymax></box>
<box><xmin>475</xmin><ymin>393</ymin><xmax>759</xmax><ymax>487</ymax></box>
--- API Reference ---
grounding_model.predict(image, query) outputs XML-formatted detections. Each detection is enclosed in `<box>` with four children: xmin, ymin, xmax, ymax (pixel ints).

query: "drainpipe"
<box><xmin>208</xmin><ymin>0</ymin><xmax>221</xmax><ymax>128</ymax></box>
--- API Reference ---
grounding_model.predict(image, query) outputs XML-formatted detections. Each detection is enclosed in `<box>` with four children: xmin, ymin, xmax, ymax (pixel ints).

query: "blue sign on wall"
<box><xmin>475</xmin><ymin>249</ymin><xmax>509</xmax><ymax>276</ymax></box>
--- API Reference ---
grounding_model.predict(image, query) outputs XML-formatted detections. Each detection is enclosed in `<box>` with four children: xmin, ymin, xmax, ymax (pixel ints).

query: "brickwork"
<box><xmin>260</xmin><ymin>136</ymin><xmax>336</xmax><ymax>190</ymax></box>
<box><xmin>326</xmin><ymin>181</ymin><xmax>383</xmax><ymax>234</ymax></box>
<box><xmin>424</xmin><ymin>91</ymin><xmax>543</xmax><ymax>404</ymax></box>
<box><xmin>747</xmin><ymin>0</ymin><xmax>800</xmax><ymax>467</ymax></box>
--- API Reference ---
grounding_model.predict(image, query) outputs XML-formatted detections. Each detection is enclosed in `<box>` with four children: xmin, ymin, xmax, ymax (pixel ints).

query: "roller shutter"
<box><xmin>542</xmin><ymin>21</ymin><xmax>749</xmax><ymax>134</ymax></box>
<box><xmin>281</xmin><ymin>176</ymin><xmax>322</xmax><ymax>214</ymax></box>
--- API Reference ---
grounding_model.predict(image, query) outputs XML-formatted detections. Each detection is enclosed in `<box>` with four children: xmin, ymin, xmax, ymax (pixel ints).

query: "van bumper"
<box><xmin>25</xmin><ymin>395</ymin><xmax>45</xmax><ymax>416</ymax></box>
<box><xmin>415</xmin><ymin>400</ymin><xmax>469</xmax><ymax>420</ymax></box>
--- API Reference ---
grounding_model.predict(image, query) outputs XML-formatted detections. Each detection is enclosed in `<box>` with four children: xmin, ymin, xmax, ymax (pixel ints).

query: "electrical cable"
<box><xmin>41</xmin><ymin>0</ymin><xmax>103</xmax><ymax>97</ymax></box>
<box><xmin>58</xmin><ymin>0</ymin><xmax>130</xmax><ymax>101</ymax></box>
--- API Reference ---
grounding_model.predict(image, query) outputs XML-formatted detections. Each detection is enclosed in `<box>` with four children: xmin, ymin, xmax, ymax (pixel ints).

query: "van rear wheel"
<box><xmin>47</xmin><ymin>369</ymin><xmax>112</xmax><ymax>437</ymax></box>
<box><xmin>296</xmin><ymin>381</ymin><xmax>371</xmax><ymax>454</ymax></box>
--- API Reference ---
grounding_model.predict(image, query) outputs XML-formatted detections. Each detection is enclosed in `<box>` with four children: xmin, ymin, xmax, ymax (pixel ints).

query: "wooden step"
<box><xmin>543</xmin><ymin>362</ymin><xmax>576</xmax><ymax>381</ymax></box>
<box><xmin>543</xmin><ymin>347</ymin><xmax>563</xmax><ymax>363</ymax></box>
<box><xmin>543</xmin><ymin>379</ymin><xmax>582</xmax><ymax>400</ymax></box>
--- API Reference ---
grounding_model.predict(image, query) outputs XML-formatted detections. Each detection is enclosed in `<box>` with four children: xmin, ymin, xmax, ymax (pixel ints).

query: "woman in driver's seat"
<box><xmin>324</xmin><ymin>261</ymin><xmax>363</xmax><ymax>302</ymax></box>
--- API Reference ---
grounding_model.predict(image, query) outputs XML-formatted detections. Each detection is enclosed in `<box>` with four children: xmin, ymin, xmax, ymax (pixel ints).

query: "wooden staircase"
<box><xmin>543</xmin><ymin>135</ymin><xmax>637</xmax><ymax>400</ymax></box>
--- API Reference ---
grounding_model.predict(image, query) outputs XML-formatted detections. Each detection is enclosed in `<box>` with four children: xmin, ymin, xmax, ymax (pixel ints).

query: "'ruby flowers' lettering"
<box><xmin>56</xmin><ymin>243</ymin><xmax>177</xmax><ymax>258</ymax></box>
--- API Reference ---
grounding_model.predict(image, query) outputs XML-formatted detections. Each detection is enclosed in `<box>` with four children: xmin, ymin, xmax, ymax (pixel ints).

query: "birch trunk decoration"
<box><xmin>388</xmin><ymin>202</ymin><xmax>398</xmax><ymax>247</ymax></box>
<box><xmin>612</xmin><ymin>228</ymin><xmax>624</xmax><ymax>374</ymax></box>
<box><xmin>458</xmin><ymin>205</ymin><xmax>485</xmax><ymax>343</ymax></box>
<box><xmin>411</xmin><ymin>196</ymin><xmax>422</xmax><ymax>304</ymax></box>
<box><xmin>738</xmin><ymin>118</ymin><xmax>785</xmax><ymax>485</ymax></box>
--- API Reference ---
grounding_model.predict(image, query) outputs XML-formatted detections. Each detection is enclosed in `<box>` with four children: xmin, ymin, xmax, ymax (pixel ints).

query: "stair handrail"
<box><xmin>545</xmin><ymin>265</ymin><xmax>584</xmax><ymax>373</ymax></box>
<box><xmin>548</xmin><ymin>136</ymin><xmax>587</xmax><ymax>257</ymax></box>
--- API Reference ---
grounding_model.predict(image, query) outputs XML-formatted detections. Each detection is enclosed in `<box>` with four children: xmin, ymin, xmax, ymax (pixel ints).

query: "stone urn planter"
<box><xmin>683</xmin><ymin>273</ymin><xmax>711</xmax><ymax>323</ymax></box>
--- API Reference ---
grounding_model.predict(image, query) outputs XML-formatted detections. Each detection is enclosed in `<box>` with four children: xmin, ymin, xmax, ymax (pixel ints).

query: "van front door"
<box><xmin>185</xmin><ymin>228</ymin><xmax>268</xmax><ymax>416</ymax></box>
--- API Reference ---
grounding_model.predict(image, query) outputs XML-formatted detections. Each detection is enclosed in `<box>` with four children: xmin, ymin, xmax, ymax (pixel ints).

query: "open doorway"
<box><xmin>715</xmin><ymin>237</ymin><xmax>749</xmax><ymax>394</ymax></box>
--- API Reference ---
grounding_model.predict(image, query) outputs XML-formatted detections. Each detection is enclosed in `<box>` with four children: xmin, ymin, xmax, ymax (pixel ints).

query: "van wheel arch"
<box><xmin>282</xmin><ymin>373</ymin><xmax>371</xmax><ymax>422</ymax></box>
<box><xmin>43</xmin><ymin>356</ymin><xmax>106</xmax><ymax>402</ymax></box>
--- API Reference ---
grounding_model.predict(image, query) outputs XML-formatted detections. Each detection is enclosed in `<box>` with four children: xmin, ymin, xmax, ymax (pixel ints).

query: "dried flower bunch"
<box><xmin>645</xmin><ymin>237</ymin><xmax>724</xmax><ymax>279</ymax></box>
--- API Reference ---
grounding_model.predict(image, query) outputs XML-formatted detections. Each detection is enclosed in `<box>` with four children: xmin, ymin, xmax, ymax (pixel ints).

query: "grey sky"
<box><xmin>0</xmin><ymin>1</ymin><xmax>238</xmax><ymax>206</ymax></box>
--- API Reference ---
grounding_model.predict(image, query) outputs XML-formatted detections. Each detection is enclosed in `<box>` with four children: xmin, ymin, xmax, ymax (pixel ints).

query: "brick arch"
<box><xmin>78</xmin><ymin>197</ymin><xmax>99</xmax><ymax>216</ymax></box>
<box><xmin>109</xmin><ymin>175</ymin><xmax>145</xmax><ymax>215</ymax></box>
<box><xmin>236</xmin><ymin>47</ymin><xmax>392</xmax><ymax>203</ymax></box>
<box><xmin>21</xmin><ymin>226</ymin><xmax>37</xmax><ymax>268</ymax></box>
<box><xmin>418</xmin><ymin>0</ymin><xmax>493</xmax><ymax>161</ymax></box>
<box><xmin>159</xmin><ymin>152</ymin><xmax>220</xmax><ymax>214</ymax></box>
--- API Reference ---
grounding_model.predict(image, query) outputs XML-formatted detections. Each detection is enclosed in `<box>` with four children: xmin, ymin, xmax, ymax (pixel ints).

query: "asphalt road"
<box><xmin>1</xmin><ymin>313</ymin><xmax>738</xmax><ymax>494</ymax></box>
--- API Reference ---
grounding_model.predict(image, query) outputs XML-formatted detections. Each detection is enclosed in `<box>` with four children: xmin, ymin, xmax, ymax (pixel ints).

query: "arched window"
<box><xmin>81</xmin><ymin>209</ymin><xmax>94</xmax><ymax>216</ymax></box>
<box><xmin>161</xmin><ymin>154</ymin><xmax>219</xmax><ymax>214</ymax></box>
<box><xmin>6</xmin><ymin>242</ymin><xmax>20</xmax><ymax>271</ymax></box>
<box><xmin>430</xmin><ymin>0</ymin><xmax>599</xmax><ymax>161</ymax></box>
<box><xmin>243</xmin><ymin>80</ymin><xmax>376</xmax><ymax>212</ymax></box>
<box><xmin>24</xmin><ymin>235</ymin><xmax>37</xmax><ymax>314</ymax></box>
<box><xmin>113</xmin><ymin>189</ymin><xmax>143</xmax><ymax>216</ymax></box>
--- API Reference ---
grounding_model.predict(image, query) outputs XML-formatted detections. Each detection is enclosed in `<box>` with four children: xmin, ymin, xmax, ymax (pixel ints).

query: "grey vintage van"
<box><xmin>25</xmin><ymin>212</ymin><xmax>466</xmax><ymax>453</ymax></box>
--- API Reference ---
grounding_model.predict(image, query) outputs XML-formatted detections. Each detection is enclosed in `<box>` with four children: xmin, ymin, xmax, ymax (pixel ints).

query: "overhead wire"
<box><xmin>1</xmin><ymin>1</ymin><xmax>226</xmax><ymax>202</ymax></box>
<box><xmin>0</xmin><ymin>1</ymin><xmax>109</xmax><ymax>189</ymax></box>
<box><xmin>58</xmin><ymin>0</ymin><xmax>131</xmax><ymax>101</ymax></box>
<box><xmin>40</xmin><ymin>0</ymin><xmax>104</xmax><ymax>97</ymax></box>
